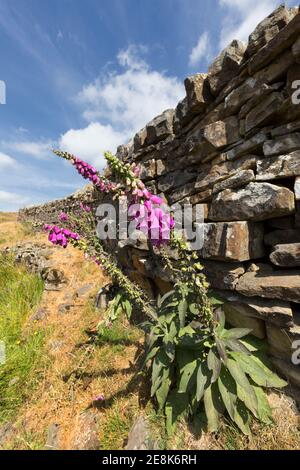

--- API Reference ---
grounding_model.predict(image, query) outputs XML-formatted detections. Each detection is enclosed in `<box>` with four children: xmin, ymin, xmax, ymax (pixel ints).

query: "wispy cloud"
<box><xmin>2</xmin><ymin>140</ymin><xmax>54</xmax><ymax>160</ymax></box>
<box><xmin>60</xmin><ymin>122</ymin><xmax>128</xmax><ymax>168</ymax></box>
<box><xmin>189</xmin><ymin>31</ymin><xmax>211</xmax><ymax>66</ymax></box>
<box><xmin>60</xmin><ymin>45</ymin><xmax>184</xmax><ymax>167</ymax></box>
<box><xmin>218</xmin><ymin>0</ymin><xmax>280</xmax><ymax>48</ymax></box>
<box><xmin>0</xmin><ymin>190</ymin><xmax>30</xmax><ymax>211</ymax></box>
<box><xmin>0</xmin><ymin>152</ymin><xmax>19</xmax><ymax>169</ymax></box>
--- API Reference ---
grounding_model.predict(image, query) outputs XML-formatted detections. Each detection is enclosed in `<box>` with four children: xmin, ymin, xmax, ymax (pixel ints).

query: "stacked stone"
<box><xmin>18</xmin><ymin>184</ymin><xmax>104</xmax><ymax>230</ymax></box>
<box><xmin>114</xmin><ymin>5</ymin><xmax>300</xmax><ymax>393</ymax></box>
<box><xmin>19</xmin><ymin>6</ymin><xmax>300</xmax><ymax>394</ymax></box>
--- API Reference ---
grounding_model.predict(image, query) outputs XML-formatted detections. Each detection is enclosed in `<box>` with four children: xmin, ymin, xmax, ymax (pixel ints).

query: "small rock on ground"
<box><xmin>70</xmin><ymin>410</ymin><xmax>100</xmax><ymax>450</ymax></box>
<box><xmin>44</xmin><ymin>423</ymin><xmax>60</xmax><ymax>450</ymax></box>
<box><xmin>125</xmin><ymin>416</ymin><xmax>159</xmax><ymax>450</ymax></box>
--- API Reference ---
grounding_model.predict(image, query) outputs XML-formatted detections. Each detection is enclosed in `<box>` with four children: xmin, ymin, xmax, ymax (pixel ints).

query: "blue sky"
<box><xmin>0</xmin><ymin>0</ymin><xmax>296</xmax><ymax>210</ymax></box>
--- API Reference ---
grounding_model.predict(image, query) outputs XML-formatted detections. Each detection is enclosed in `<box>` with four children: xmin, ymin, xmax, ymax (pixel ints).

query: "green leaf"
<box><xmin>178</xmin><ymin>359</ymin><xmax>198</xmax><ymax>393</ymax></box>
<box><xmin>165</xmin><ymin>391</ymin><xmax>189</xmax><ymax>436</ymax></box>
<box><xmin>163</xmin><ymin>334</ymin><xmax>176</xmax><ymax>362</ymax></box>
<box><xmin>189</xmin><ymin>303</ymin><xmax>199</xmax><ymax>315</ymax></box>
<box><xmin>151</xmin><ymin>350</ymin><xmax>169</xmax><ymax>396</ymax></box>
<box><xmin>214</xmin><ymin>308</ymin><xmax>226</xmax><ymax>334</ymax></box>
<box><xmin>204</xmin><ymin>385</ymin><xmax>220</xmax><ymax>433</ymax></box>
<box><xmin>221</xmin><ymin>328</ymin><xmax>252</xmax><ymax>340</ymax></box>
<box><xmin>226</xmin><ymin>358</ymin><xmax>258</xmax><ymax>418</ymax></box>
<box><xmin>253</xmin><ymin>385</ymin><xmax>273</xmax><ymax>425</ymax></box>
<box><xmin>223</xmin><ymin>339</ymin><xmax>252</xmax><ymax>354</ymax></box>
<box><xmin>233</xmin><ymin>400</ymin><xmax>251</xmax><ymax>435</ymax></box>
<box><xmin>156</xmin><ymin>368</ymin><xmax>172</xmax><ymax>410</ymax></box>
<box><xmin>215</xmin><ymin>338</ymin><xmax>228</xmax><ymax>363</ymax></box>
<box><xmin>208</xmin><ymin>290</ymin><xmax>225</xmax><ymax>305</ymax></box>
<box><xmin>123</xmin><ymin>299</ymin><xmax>132</xmax><ymax>318</ymax></box>
<box><xmin>178</xmin><ymin>298</ymin><xmax>188</xmax><ymax>328</ymax></box>
<box><xmin>196</xmin><ymin>361</ymin><xmax>210</xmax><ymax>401</ymax></box>
<box><xmin>230</xmin><ymin>352</ymin><xmax>288</xmax><ymax>388</ymax></box>
<box><xmin>158</xmin><ymin>290</ymin><xmax>175</xmax><ymax>308</ymax></box>
<box><xmin>218</xmin><ymin>367</ymin><xmax>237</xmax><ymax>421</ymax></box>
<box><xmin>144</xmin><ymin>346</ymin><xmax>160</xmax><ymax>364</ymax></box>
<box><xmin>207</xmin><ymin>349</ymin><xmax>221</xmax><ymax>383</ymax></box>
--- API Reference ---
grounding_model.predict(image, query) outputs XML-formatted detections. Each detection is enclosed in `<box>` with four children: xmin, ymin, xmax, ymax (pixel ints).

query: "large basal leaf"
<box><xmin>165</xmin><ymin>391</ymin><xmax>189</xmax><ymax>436</ymax></box>
<box><xmin>163</xmin><ymin>334</ymin><xmax>176</xmax><ymax>362</ymax></box>
<box><xmin>178</xmin><ymin>359</ymin><xmax>198</xmax><ymax>393</ymax></box>
<box><xmin>233</xmin><ymin>399</ymin><xmax>251</xmax><ymax>436</ymax></box>
<box><xmin>223</xmin><ymin>338</ymin><xmax>252</xmax><ymax>355</ymax></box>
<box><xmin>226</xmin><ymin>358</ymin><xmax>258</xmax><ymax>418</ymax></box>
<box><xmin>253</xmin><ymin>385</ymin><xmax>273</xmax><ymax>425</ymax></box>
<box><xmin>217</xmin><ymin>367</ymin><xmax>237</xmax><ymax>421</ymax></box>
<box><xmin>151</xmin><ymin>350</ymin><xmax>170</xmax><ymax>396</ymax></box>
<box><xmin>144</xmin><ymin>346</ymin><xmax>160</xmax><ymax>365</ymax></box>
<box><xmin>204</xmin><ymin>384</ymin><xmax>223</xmax><ymax>433</ymax></box>
<box><xmin>156</xmin><ymin>368</ymin><xmax>172</xmax><ymax>410</ymax></box>
<box><xmin>221</xmin><ymin>328</ymin><xmax>253</xmax><ymax>341</ymax></box>
<box><xmin>214</xmin><ymin>308</ymin><xmax>226</xmax><ymax>335</ymax></box>
<box><xmin>196</xmin><ymin>361</ymin><xmax>211</xmax><ymax>401</ymax></box>
<box><xmin>207</xmin><ymin>348</ymin><xmax>221</xmax><ymax>383</ymax></box>
<box><xmin>215</xmin><ymin>338</ymin><xmax>228</xmax><ymax>363</ymax></box>
<box><xmin>236</xmin><ymin>383</ymin><xmax>259</xmax><ymax>419</ymax></box>
<box><xmin>230</xmin><ymin>352</ymin><xmax>287</xmax><ymax>388</ymax></box>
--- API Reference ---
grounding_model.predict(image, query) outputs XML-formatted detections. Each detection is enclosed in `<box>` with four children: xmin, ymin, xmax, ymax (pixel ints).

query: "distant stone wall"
<box><xmin>20</xmin><ymin>5</ymin><xmax>300</xmax><ymax>396</ymax></box>
<box><xmin>19</xmin><ymin>185</ymin><xmax>104</xmax><ymax>229</ymax></box>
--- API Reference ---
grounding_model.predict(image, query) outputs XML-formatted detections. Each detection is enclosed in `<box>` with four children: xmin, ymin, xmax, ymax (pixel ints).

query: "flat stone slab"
<box><xmin>219</xmin><ymin>290</ymin><xmax>293</xmax><ymax>328</ymax></box>
<box><xmin>236</xmin><ymin>265</ymin><xmax>300</xmax><ymax>303</ymax></box>
<box><xmin>256</xmin><ymin>151</ymin><xmax>300</xmax><ymax>180</ymax></box>
<box><xmin>201</xmin><ymin>261</ymin><xmax>245</xmax><ymax>291</ymax></box>
<box><xmin>270</xmin><ymin>243</ymin><xmax>300</xmax><ymax>267</ymax></box>
<box><xmin>200</xmin><ymin>221</ymin><xmax>264</xmax><ymax>262</ymax></box>
<box><xmin>263</xmin><ymin>133</ymin><xmax>300</xmax><ymax>156</ymax></box>
<box><xmin>209</xmin><ymin>182</ymin><xmax>295</xmax><ymax>222</ymax></box>
<box><xmin>212</xmin><ymin>169</ymin><xmax>255</xmax><ymax>194</ymax></box>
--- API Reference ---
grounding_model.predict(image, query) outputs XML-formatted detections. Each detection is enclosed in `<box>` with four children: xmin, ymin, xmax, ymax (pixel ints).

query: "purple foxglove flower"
<box><xmin>59</xmin><ymin>212</ymin><xmax>68</xmax><ymax>222</ymax></box>
<box><xmin>150</xmin><ymin>195</ymin><xmax>163</xmax><ymax>205</ymax></box>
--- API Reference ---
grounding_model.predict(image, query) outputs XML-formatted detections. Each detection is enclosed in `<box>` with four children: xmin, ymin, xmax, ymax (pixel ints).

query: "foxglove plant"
<box><xmin>44</xmin><ymin>149</ymin><xmax>287</xmax><ymax>436</ymax></box>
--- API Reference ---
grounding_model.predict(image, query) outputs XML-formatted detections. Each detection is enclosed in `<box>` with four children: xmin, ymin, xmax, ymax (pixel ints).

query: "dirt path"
<box><xmin>1</xmin><ymin>214</ymin><xmax>300</xmax><ymax>450</ymax></box>
<box><xmin>0</xmin><ymin>214</ymin><xmax>144</xmax><ymax>450</ymax></box>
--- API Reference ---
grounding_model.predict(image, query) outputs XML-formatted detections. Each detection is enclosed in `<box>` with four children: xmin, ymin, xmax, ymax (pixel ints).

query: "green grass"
<box><xmin>0</xmin><ymin>254</ymin><xmax>45</xmax><ymax>424</ymax></box>
<box><xmin>100</xmin><ymin>400</ymin><xmax>135</xmax><ymax>450</ymax></box>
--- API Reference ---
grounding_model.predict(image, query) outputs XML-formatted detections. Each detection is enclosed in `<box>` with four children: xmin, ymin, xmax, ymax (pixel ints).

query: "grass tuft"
<box><xmin>0</xmin><ymin>254</ymin><xmax>45</xmax><ymax>424</ymax></box>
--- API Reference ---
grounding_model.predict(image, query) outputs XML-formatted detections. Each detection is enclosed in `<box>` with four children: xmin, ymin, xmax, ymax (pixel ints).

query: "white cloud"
<box><xmin>59</xmin><ymin>45</ymin><xmax>184</xmax><ymax>166</ymax></box>
<box><xmin>189</xmin><ymin>32</ymin><xmax>211</xmax><ymax>66</ymax></box>
<box><xmin>78</xmin><ymin>47</ymin><xmax>183</xmax><ymax>129</ymax></box>
<box><xmin>2</xmin><ymin>140</ymin><xmax>54</xmax><ymax>159</ymax></box>
<box><xmin>0</xmin><ymin>190</ymin><xmax>30</xmax><ymax>211</ymax></box>
<box><xmin>117</xmin><ymin>44</ymin><xmax>148</xmax><ymax>71</ymax></box>
<box><xmin>0</xmin><ymin>152</ymin><xmax>18</xmax><ymax>169</ymax></box>
<box><xmin>59</xmin><ymin>122</ymin><xmax>129</xmax><ymax>168</ymax></box>
<box><xmin>218</xmin><ymin>0</ymin><xmax>280</xmax><ymax>48</ymax></box>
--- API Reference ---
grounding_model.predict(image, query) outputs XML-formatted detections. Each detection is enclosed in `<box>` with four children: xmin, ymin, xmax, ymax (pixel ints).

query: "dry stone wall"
<box><xmin>20</xmin><ymin>5</ymin><xmax>300</xmax><ymax>394</ymax></box>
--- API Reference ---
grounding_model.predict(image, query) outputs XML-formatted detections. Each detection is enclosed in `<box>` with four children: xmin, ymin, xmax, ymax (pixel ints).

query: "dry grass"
<box><xmin>1</xmin><ymin>213</ymin><xmax>300</xmax><ymax>450</ymax></box>
<box><xmin>0</xmin><ymin>212</ymin><xmax>39</xmax><ymax>248</ymax></box>
<box><xmin>170</xmin><ymin>392</ymin><xmax>299</xmax><ymax>450</ymax></box>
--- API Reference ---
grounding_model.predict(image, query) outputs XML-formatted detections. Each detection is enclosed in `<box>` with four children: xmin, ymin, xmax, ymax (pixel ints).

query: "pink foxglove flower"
<box><xmin>44</xmin><ymin>225</ymin><xmax>80</xmax><ymax>248</ymax></box>
<box><xmin>59</xmin><ymin>212</ymin><xmax>69</xmax><ymax>222</ymax></box>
